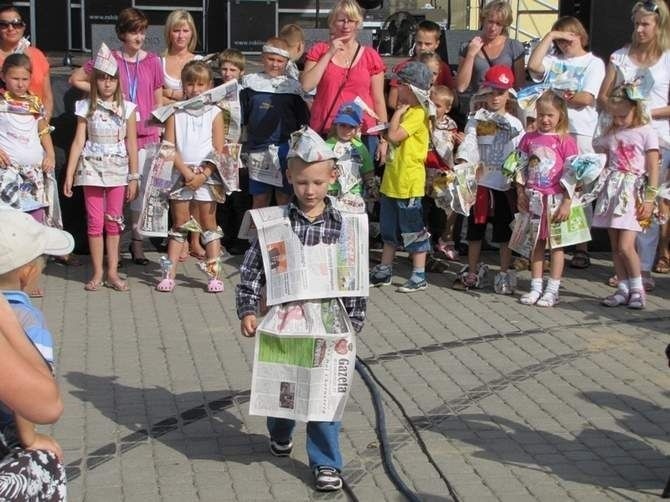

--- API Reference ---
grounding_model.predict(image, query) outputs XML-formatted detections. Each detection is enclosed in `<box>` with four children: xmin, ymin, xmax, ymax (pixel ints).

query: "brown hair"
<box><xmin>2</xmin><ymin>53</ymin><xmax>31</xmax><ymax>74</ymax></box>
<box><xmin>415</xmin><ymin>20</ymin><xmax>442</xmax><ymax>41</ymax></box>
<box><xmin>480</xmin><ymin>1</ymin><xmax>514</xmax><ymax>35</ymax></box>
<box><xmin>164</xmin><ymin>10</ymin><xmax>198</xmax><ymax>53</ymax></box>
<box><xmin>88</xmin><ymin>68</ymin><xmax>125</xmax><ymax>117</ymax></box>
<box><xmin>535</xmin><ymin>90</ymin><xmax>570</xmax><ymax>135</ymax></box>
<box><xmin>551</xmin><ymin>16</ymin><xmax>589</xmax><ymax>49</ymax></box>
<box><xmin>218</xmin><ymin>49</ymin><xmax>246</xmax><ymax>72</ymax></box>
<box><xmin>181</xmin><ymin>60</ymin><xmax>213</xmax><ymax>87</ymax></box>
<box><xmin>116</xmin><ymin>8</ymin><xmax>148</xmax><ymax>39</ymax></box>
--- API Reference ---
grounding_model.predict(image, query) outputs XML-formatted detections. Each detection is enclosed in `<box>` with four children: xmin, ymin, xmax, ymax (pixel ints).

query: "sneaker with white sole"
<box><xmin>370</xmin><ymin>264</ymin><xmax>391</xmax><ymax>287</ymax></box>
<box><xmin>314</xmin><ymin>467</ymin><xmax>343</xmax><ymax>491</ymax></box>
<box><xmin>269</xmin><ymin>439</ymin><xmax>293</xmax><ymax>457</ymax></box>
<box><xmin>397</xmin><ymin>276</ymin><xmax>427</xmax><ymax>293</ymax></box>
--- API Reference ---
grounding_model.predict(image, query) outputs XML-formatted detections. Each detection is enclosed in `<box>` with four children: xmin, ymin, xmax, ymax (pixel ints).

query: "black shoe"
<box><xmin>129</xmin><ymin>240</ymin><xmax>149</xmax><ymax>265</ymax></box>
<box><xmin>269</xmin><ymin>439</ymin><xmax>293</xmax><ymax>457</ymax></box>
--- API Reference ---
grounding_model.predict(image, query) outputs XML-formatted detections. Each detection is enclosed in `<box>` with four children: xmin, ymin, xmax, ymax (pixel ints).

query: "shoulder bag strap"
<box><xmin>319</xmin><ymin>43</ymin><xmax>362</xmax><ymax>134</ymax></box>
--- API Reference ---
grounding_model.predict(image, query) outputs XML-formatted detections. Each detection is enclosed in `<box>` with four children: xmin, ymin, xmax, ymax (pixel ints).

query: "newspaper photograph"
<box><xmin>249</xmin><ymin>299</ymin><xmax>356</xmax><ymax>422</ymax></box>
<box><xmin>549</xmin><ymin>203</ymin><xmax>591</xmax><ymax>249</ymax></box>
<box><xmin>240</xmin><ymin>204</ymin><xmax>369</xmax><ymax>306</ymax></box>
<box><xmin>246</xmin><ymin>145</ymin><xmax>284</xmax><ymax>188</ymax></box>
<box><xmin>138</xmin><ymin>142</ymin><xmax>176</xmax><ymax>237</ymax></box>
<box><xmin>509</xmin><ymin>211</ymin><xmax>540</xmax><ymax>258</ymax></box>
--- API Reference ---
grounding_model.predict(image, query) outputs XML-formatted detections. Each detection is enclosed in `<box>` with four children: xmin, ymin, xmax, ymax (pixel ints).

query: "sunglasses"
<box><xmin>0</xmin><ymin>20</ymin><xmax>25</xmax><ymax>30</ymax></box>
<box><xmin>642</xmin><ymin>1</ymin><xmax>660</xmax><ymax>13</ymax></box>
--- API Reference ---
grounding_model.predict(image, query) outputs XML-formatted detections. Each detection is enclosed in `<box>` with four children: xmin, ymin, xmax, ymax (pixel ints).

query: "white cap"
<box><xmin>0</xmin><ymin>209</ymin><xmax>74</xmax><ymax>274</ymax></box>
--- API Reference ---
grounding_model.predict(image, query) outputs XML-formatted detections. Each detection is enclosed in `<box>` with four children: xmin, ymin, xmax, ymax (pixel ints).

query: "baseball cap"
<box><xmin>481</xmin><ymin>65</ymin><xmax>515</xmax><ymax>90</ymax></box>
<box><xmin>392</xmin><ymin>61</ymin><xmax>432</xmax><ymax>91</ymax></box>
<box><xmin>333</xmin><ymin>101</ymin><xmax>363</xmax><ymax>127</ymax></box>
<box><xmin>0</xmin><ymin>209</ymin><xmax>74</xmax><ymax>274</ymax></box>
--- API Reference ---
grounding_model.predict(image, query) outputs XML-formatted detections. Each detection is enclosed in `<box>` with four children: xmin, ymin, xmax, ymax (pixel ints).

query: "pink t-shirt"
<box><xmin>85</xmin><ymin>51</ymin><xmax>164</xmax><ymax>148</ymax></box>
<box><xmin>593</xmin><ymin>124</ymin><xmax>659</xmax><ymax>176</ymax></box>
<box><xmin>518</xmin><ymin>131</ymin><xmax>578</xmax><ymax>194</ymax></box>
<box><xmin>306</xmin><ymin>42</ymin><xmax>385</xmax><ymax>134</ymax></box>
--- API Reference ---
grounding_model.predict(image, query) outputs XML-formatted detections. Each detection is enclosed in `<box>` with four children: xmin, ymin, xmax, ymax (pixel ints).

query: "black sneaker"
<box><xmin>314</xmin><ymin>467</ymin><xmax>342</xmax><ymax>491</ymax></box>
<box><xmin>269</xmin><ymin>439</ymin><xmax>293</xmax><ymax>457</ymax></box>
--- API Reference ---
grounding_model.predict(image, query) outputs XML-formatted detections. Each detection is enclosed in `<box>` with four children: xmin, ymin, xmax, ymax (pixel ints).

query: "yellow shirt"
<box><xmin>380</xmin><ymin>105</ymin><xmax>429</xmax><ymax>199</ymax></box>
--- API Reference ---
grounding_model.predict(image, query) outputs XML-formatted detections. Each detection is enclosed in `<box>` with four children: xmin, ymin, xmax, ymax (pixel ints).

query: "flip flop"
<box><xmin>156</xmin><ymin>277</ymin><xmax>176</xmax><ymax>292</ymax></box>
<box><xmin>105</xmin><ymin>279</ymin><xmax>129</xmax><ymax>292</ymax></box>
<box><xmin>84</xmin><ymin>280</ymin><xmax>103</xmax><ymax>292</ymax></box>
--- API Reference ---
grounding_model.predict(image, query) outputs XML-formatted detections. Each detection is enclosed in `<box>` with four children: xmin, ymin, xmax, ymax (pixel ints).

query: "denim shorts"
<box><xmin>379</xmin><ymin>195</ymin><xmax>431</xmax><ymax>253</ymax></box>
<box><xmin>247</xmin><ymin>142</ymin><xmax>294</xmax><ymax>196</ymax></box>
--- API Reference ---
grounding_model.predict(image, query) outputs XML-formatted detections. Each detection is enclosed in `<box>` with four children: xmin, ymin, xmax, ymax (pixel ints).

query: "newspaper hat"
<box><xmin>392</xmin><ymin>61</ymin><xmax>432</xmax><ymax>91</ymax></box>
<box><xmin>0</xmin><ymin>208</ymin><xmax>74</xmax><ymax>274</ymax></box>
<box><xmin>93</xmin><ymin>43</ymin><xmax>118</xmax><ymax>76</ymax></box>
<box><xmin>287</xmin><ymin>126</ymin><xmax>338</xmax><ymax>163</ymax></box>
<box><xmin>333</xmin><ymin>101</ymin><xmax>363</xmax><ymax>127</ymax></box>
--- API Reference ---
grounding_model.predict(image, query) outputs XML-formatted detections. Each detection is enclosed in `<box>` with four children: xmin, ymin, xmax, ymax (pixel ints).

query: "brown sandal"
<box><xmin>653</xmin><ymin>256</ymin><xmax>670</xmax><ymax>274</ymax></box>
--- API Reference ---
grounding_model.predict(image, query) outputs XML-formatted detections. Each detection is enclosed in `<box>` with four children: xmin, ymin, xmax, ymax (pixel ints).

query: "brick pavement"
<box><xmin>34</xmin><ymin>250</ymin><xmax>670</xmax><ymax>501</ymax></box>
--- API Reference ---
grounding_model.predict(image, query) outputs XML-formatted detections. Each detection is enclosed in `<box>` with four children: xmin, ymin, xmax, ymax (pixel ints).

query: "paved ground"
<box><xmin>35</xmin><ymin>248</ymin><xmax>670</xmax><ymax>501</ymax></box>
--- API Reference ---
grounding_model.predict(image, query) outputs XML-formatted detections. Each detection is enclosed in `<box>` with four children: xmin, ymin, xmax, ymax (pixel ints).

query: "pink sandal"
<box><xmin>156</xmin><ymin>278</ymin><xmax>176</xmax><ymax>292</ymax></box>
<box><xmin>207</xmin><ymin>278</ymin><xmax>224</xmax><ymax>293</ymax></box>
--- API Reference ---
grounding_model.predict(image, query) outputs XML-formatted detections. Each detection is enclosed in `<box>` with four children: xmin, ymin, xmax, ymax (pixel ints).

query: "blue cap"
<box><xmin>333</xmin><ymin>101</ymin><xmax>363</xmax><ymax>127</ymax></box>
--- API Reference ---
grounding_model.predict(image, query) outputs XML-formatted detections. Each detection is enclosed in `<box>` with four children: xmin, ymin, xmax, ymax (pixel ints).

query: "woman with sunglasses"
<box><xmin>0</xmin><ymin>6</ymin><xmax>53</xmax><ymax>121</ymax></box>
<box><xmin>598</xmin><ymin>0</ymin><xmax>670</xmax><ymax>292</ymax></box>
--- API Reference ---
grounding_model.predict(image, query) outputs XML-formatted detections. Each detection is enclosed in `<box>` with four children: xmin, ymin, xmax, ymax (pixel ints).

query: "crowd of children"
<box><xmin>2</xmin><ymin>0</ymin><xmax>670</xmax><ymax>496</ymax></box>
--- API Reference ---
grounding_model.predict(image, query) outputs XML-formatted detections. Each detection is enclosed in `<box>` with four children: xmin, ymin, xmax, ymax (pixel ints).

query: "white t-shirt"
<box><xmin>174</xmin><ymin>105</ymin><xmax>222</xmax><ymax>165</ymax></box>
<box><xmin>609</xmin><ymin>47</ymin><xmax>670</xmax><ymax>141</ymax></box>
<box><xmin>0</xmin><ymin>112</ymin><xmax>42</xmax><ymax>165</ymax></box>
<box><xmin>534</xmin><ymin>52</ymin><xmax>605</xmax><ymax>138</ymax></box>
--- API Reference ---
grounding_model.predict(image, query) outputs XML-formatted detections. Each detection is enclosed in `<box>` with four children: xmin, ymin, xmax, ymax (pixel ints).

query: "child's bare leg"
<box><xmin>166</xmin><ymin>201</ymin><xmax>191</xmax><ymax>279</ymax></box>
<box><xmin>275</xmin><ymin>191</ymin><xmax>291</xmax><ymax>206</ymax></box>
<box><xmin>253</xmin><ymin>192</ymin><xmax>271</xmax><ymax>209</ymax></box>
<box><xmin>380</xmin><ymin>243</ymin><xmax>396</xmax><ymax>266</ymax></box>
<box><xmin>199</xmin><ymin>202</ymin><xmax>222</xmax><ymax>260</ymax></box>
<box><xmin>467</xmin><ymin>240</ymin><xmax>482</xmax><ymax>271</ymax></box>
<box><xmin>187</xmin><ymin>201</ymin><xmax>205</xmax><ymax>258</ymax></box>
<box><xmin>88</xmin><ymin>236</ymin><xmax>104</xmax><ymax>284</ymax></box>
<box><xmin>105</xmin><ymin>234</ymin><xmax>121</xmax><ymax>283</ymax></box>
<box><xmin>499</xmin><ymin>242</ymin><xmax>512</xmax><ymax>272</ymax></box>
<box><xmin>618</xmin><ymin>229</ymin><xmax>641</xmax><ymax>280</ymax></box>
<box><xmin>529</xmin><ymin>241</ymin><xmax>545</xmax><ymax>279</ymax></box>
<box><xmin>608</xmin><ymin>229</ymin><xmax>628</xmax><ymax>281</ymax></box>
<box><xmin>412</xmin><ymin>251</ymin><xmax>427</xmax><ymax>269</ymax></box>
<box><xmin>549</xmin><ymin>247</ymin><xmax>565</xmax><ymax>281</ymax></box>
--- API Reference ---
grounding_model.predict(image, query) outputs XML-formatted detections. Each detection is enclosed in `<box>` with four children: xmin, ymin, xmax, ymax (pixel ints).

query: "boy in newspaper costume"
<box><xmin>236</xmin><ymin>127</ymin><xmax>368</xmax><ymax>492</ymax></box>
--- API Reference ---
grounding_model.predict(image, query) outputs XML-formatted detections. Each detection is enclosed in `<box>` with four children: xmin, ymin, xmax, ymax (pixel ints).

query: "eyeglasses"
<box><xmin>0</xmin><ymin>20</ymin><xmax>25</xmax><ymax>30</ymax></box>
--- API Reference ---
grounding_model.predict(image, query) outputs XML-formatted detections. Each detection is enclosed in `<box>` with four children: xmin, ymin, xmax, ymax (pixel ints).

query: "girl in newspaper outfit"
<box><xmin>240</xmin><ymin>37</ymin><xmax>310</xmax><ymax>209</ymax></box>
<box><xmin>512</xmin><ymin>91</ymin><xmax>578</xmax><ymax>307</ymax></box>
<box><xmin>157</xmin><ymin>60</ymin><xmax>226</xmax><ymax>293</ymax></box>
<box><xmin>325</xmin><ymin>101</ymin><xmax>376</xmax><ymax>212</ymax></box>
<box><xmin>236</xmin><ymin>127</ymin><xmax>367</xmax><ymax>492</ymax></box>
<box><xmin>63</xmin><ymin>44</ymin><xmax>139</xmax><ymax>292</ymax></box>
<box><xmin>593</xmin><ymin>85</ymin><xmax>660</xmax><ymax>309</ymax></box>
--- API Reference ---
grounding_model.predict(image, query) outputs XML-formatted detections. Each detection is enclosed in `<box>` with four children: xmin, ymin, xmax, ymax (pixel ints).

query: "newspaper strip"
<box><xmin>202</xmin><ymin>143</ymin><xmax>242</xmax><ymax>194</ymax></box>
<box><xmin>138</xmin><ymin>141</ymin><xmax>176</xmax><ymax>237</ymax></box>
<box><xmin>239</xmin><ymin>203</ymin><xmax>369</xmax><ymax>305</ymax></box>
<box><xmin>249</xmin><ymin>298</ymin><xmax>356</xmax><ymax>422</ymax></box>
<box><xmin>432</xmin><ymin>162</ymin><xmax>478</xmax><ymax>216</ymax></box>
<box><xmin>246</xmin><ymin>145</ymin><xmax>284</xmax><ymax>188</ymax></box>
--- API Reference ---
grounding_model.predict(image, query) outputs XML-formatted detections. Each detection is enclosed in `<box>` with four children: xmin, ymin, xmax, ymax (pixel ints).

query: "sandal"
<box><xmin>156</xmin><ymin>278</ymin><xmax>176</xmax><ymax>292</ymax></box>
<box><xmin>653</xmin><ymin>256</ymin><xmax>670</xmax><ymax>274</ymax></box>
<box><xmin>607</xmin><ymin>275</ymin><xmax>619</xmax><ymax>288</ymax></box>
<box><xmin>536</xmin><ymin>290</ymin><xmax>559</xmax><ymax>307</ymax></box>
<box><xmin>84</xmin><ymin>280</ymin><xmax>103</xmax><ymax>292</ymax></box>
<box><xmin>602</xmin><ymin>290</ymin><xmax>629</xmax><ymax>307</ymax></box>
<box><xmin>105</xmin><ymin>279</ymin><xmax>129</xmax><ymax>292</ymax></box>
<box><xmin>54</xmin><ymin>254</ymin><xmax>82</xmax><ymax>267</ymax></box>
<box><xmin>207</xmin><ymin>278</ymin><xmax>224</xmax><ymax>293</ymax></box>
<box><xmin>643</xmin><ymin>275</ymin><xmax>655</xmax><ymax>292</ymax></box>
<box><xmin>570</xmin><ymin>251</ymin><xmax>591</xmax><ymax>269</ymax></box>
<box><xmin>435</xmin><ymin>240</ymin><xmax>459</xmax><ymax>262</ymax></box>
<box><xmin>627</xmin><ymin>288</ymin><xmax>646</xmax><ymax>309</ymax></box>
<box><xmin>520</xmin><ymin>289</ymin><xmax>542</xmax><ymax>305</ymax></box>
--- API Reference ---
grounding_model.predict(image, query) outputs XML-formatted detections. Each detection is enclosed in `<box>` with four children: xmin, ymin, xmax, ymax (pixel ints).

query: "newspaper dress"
<box><xmin>241</xmin><ymin>203</ymin><xmax>369</xmax><ymax>422</ymax></box>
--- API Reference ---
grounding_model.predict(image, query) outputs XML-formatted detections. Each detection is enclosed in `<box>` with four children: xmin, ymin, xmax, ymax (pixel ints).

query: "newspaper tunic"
<box><xmin>73</xmin><ymin>99</ymin><xmax>136</xmax><ymax>187</ymax></box>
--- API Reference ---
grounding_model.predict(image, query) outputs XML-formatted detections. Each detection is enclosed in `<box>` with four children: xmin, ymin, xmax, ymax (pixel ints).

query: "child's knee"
<box><xmin>104</xmin><ymin>213</ymin><xmax>124</xmax><ymax>235</ymax></box>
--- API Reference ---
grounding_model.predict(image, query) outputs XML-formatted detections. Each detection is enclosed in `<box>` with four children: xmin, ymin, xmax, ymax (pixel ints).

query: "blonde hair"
<box><xmin>607</xmin><ymin>85</ymin><xmax>649</xmax><ymax>131</ymax></box>
<box><xmin>430</xmin><ymin>85</ymin><xmax>455</xmax><ymax>108</ymax></box>
<box><xmin>264</xmin><ymin>36</ymin><xmax>289</xmax><ymax>53</ymax></box>
<box><xmin>552</xmin><ymin>16</ymin><xmax>589</xmax><ymax>50</ymax></box>
<box><xmin>218</xmin><ymin>49</ymin><xmax>246</xmax><ymax>72</ymax></box>
<box><xmin>88</xmin><ymin>69</ymin><xmax>125</xmax><ymax>117</ymax></box>
<box><xmin>480</xmin><ymin>1</ymin><xmax>514</xmax><ymax>35</ymax></box>
<box><xmin>181</xmin><ymin>60</ymin><xmax>213</xmax><ymax>86</ymax></box>
<box><xmin>279</xmin><ymin>24</ymin><xmax>305</xmax><ymax>47</ymax></box>
<box><xmin>535</xmin><ymin>90</ymin><xmax>570</xmax><ymax>135</ymax></box>
<box><xmin>164</xmin><ymin>10</ymin><xmax>198</xmax><ymax>53</ymax></box>
<box><xmin>631</xmin><ymin>1</ymin><xmax>670</xmax><ymax>57</ymax></box>
<box><xmin>328</xmin><ymin>0</ymin><xmax>363</xmax><ymax>29</ymax></box>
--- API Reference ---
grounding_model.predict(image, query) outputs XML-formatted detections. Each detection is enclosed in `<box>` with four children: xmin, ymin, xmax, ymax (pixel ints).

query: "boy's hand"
<box><xmin>241</xmin><ymin>315</ymin><xmax>257</xmax><ymax>337</ymax></box>
<box><xmin>553</xmin><ymin>198</ymin><xmax>572</xmax><ymax>223</ymax></box>
<box><xmin>25</xmin><ymin>433</ymin><xmax>63</xmax><ymax>461</ymax></box>
<box><xmin>395</xmin><ymin>103</ymin><xmax>410</xmax><ymax>116</ymax></box>
<box><xmin>516</xmin><ymin>190</ymin><xmax>529</xmax><ymax>213</ymax></box>
<box><xmin>376</xmin><ymin>141</ymin><xmax>388</xmax><ymax>164</ymax></box>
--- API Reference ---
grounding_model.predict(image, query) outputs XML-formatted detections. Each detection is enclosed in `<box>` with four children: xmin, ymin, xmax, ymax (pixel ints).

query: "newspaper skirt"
<box><xmin>74</xmin><ymin>154</ymin><xmax>128</xmax><ymax>187</ymax></box>
<box><xmin>170</xmin><ymin>165</ymin><xmax>226</xmax><ymax>203</ymax></box>
<box><xmin>0</xmin><ymin>164</ymin><xmax>62</xmax><ymax>228</ymax></box>
<box><xmin>249</xmin><ymin>298</ymin><xmax>356</xmax><ymax>423</ymax></box>
<box><xmin>592</xmin><ymin>170</ymin><xmax>645</xmax><ymax>232</ymax></box>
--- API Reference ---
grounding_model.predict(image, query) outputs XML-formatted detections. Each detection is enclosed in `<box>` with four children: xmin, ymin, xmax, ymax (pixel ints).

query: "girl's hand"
<box><xmin>0</xmin><ymin>148</ymin><xmax>10</xmax><ymax>167</ymax></box>
<box><xmin>42</xmin><ymin>155</ymin><xmax>55</xmax><ymax>172</ymax></box>
<box><xmin>550</xmin><ymin>30</ymin><xmax>579</xmax><ymax>44</ymax></box>
<box><xmin>126</xmin><ymin>179</ymin><xmax>138</xmax><ymax>202</ymax></box>
<box><xmin>636</xmin><ymin>200</ymin><xmax>654</xmax><ymax>222</ymax></box>
<box><xmin>467</xmin><ymin>36</ymin><xmax>484</xmax><ymax>56</ymax></box>
<box><xmin>516</xmin><ymin>190</ymin><xmax>529</xmax><ymax>213</ymax></box>
<box><xmin>659</xmin><ymin>199</ymin><xmax>670</xmax><ymax>223</ymax></box>
<box><xmin>185</xmin><ymin>172</ymin><xmax>206</xmax><ymax>190</ymax></box>
<box><xmin>553</xmin><ymin>199</ymin><xmax>572</xmax><ymax>223</ymax></box>
<box><xmin>25</xmin><ymin>433</ymin><xmax>63</xmax><ymax>462</ymax></box>
<box><xmin>241</xmin><ymin>315</ymin><xmax>257</xmax><ymax>337</ymax></box>
<box><xmin>63</xmin><ymin>177</ymin><xmax>74</xmax><ymax>198</ymax></box>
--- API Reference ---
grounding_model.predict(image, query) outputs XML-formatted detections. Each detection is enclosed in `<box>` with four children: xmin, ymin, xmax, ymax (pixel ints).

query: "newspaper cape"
<box><xmin>239</xmin><ymin>203</ymin><xmax>369</xmax><ymax>305</ymax></box>
<box><xmin>250</xmin><ymin>298</ymin><xmax>356</xmax><ymax>422</ymax></box>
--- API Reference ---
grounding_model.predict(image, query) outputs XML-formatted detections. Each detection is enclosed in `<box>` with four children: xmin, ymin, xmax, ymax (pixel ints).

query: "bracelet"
<box><xmin>38</xmin><ymin>125</ymin><xmax>54</xmax><ymax>137</ymax></box>
<box><xmin>127</xmin><ymin>173</ymin><xmax>140</xmax><ymax>181</ymax></box>
<box><xmin>645</xmin><ymin>185</ymin><xmax>659</xmax><ymax>202</ymax></box>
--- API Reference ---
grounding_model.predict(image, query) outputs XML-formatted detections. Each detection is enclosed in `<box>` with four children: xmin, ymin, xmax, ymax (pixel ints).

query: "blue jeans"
<box><xmin>267</xmin><ymin>417</ymin><xmax>342</xmax><ymax>471</ymax></box>
<box><xmin>379</xmin><ymin>195</ymin><xmax>431</xmax><ymax>253</ymax></box>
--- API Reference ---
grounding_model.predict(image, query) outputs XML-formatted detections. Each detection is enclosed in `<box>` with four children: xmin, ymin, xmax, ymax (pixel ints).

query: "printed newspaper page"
<box><xmin>244</xmin><ymin>204</ymin><xmax>369</xmax><ymax>306</ymax></box>
<box><xmin>138</xmin><ymin>142</ymin><xmax>174</xmax><ymax>237</ymax></box>
<box><xmin>249</xmin><ymin>299</ymin><xmax>356</xmax><ymax>422</ymax></box>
